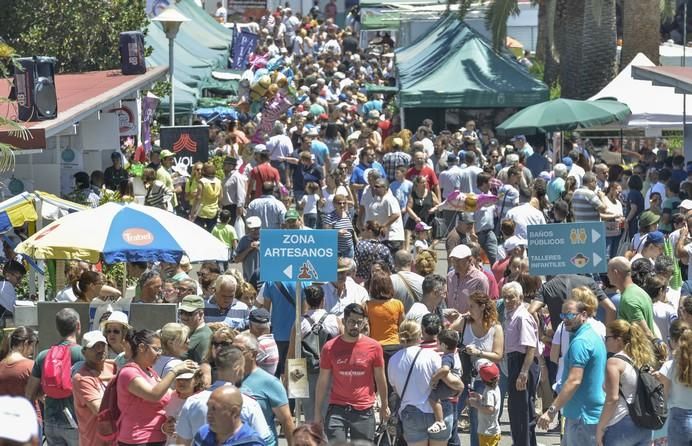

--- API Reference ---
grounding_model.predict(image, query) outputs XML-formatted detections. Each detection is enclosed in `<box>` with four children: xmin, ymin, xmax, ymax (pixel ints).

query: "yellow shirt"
<box><xmin>198</xmin><ymin>177</ymin><xmax>221</xmax><ymax>219</ymax></box>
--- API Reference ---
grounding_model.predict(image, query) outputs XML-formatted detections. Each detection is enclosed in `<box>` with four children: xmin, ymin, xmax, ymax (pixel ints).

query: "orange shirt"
<box><xmin>367</xmin><ymin>299</ymin><xmax>405</xmax><ymax>345</ymax></box>
<box><xmin>72</xmin><ymin>360</ymin><xmax>117</xmax><ymax>446</ymax></box>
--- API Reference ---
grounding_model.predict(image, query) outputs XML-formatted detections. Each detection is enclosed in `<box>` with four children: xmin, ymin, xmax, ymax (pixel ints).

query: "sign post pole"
<box><xmin>294</xmin><ymin>285</ymin><xmax>302</xmax><ymax>423</ymax></box>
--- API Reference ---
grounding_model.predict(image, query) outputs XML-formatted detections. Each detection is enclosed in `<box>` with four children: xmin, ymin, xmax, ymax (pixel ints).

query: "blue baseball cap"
<box><xmin>647</xmin><ymin>230</ymin><xmax>664</xmax><ymax>245</ymax></box>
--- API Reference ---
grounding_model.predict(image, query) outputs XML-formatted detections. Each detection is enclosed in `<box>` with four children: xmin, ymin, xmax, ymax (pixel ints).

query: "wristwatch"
<box><xmin>547</xmin><ymin>405</ymin><xmax>558</xmax><ymax>416</ymax></box>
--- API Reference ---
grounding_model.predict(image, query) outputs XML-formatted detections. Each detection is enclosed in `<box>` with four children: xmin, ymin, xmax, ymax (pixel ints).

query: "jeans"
<box><xmin>667</xmin><ymin>407</ymin><xmax>692</xmax><ymax>446</ymax></box>
<box><xmin>448</xmin><ymin>398</ymin><xmax>460</xmax><ymax>446</ymax></box>
<box><xmin>606</xmin><ymin>233</ymin><xmax>622</xmax><ymax>259</ymax></box>
<box><xmin>603</xmin><ymin>415</ymin><xmax>652</xmax><ymax>446</ymax></box>
<box><xmin>44</xmin><ymin>421</ymin><xmax>79</xmax><ymax>446</ymax></box>
<box><xmin>507</xmin><ymin>352</ymin><xmax>539</xmax><ymax>446</ymax></box>
<box><xmin>497</xmin><ymin>369</ymin><xmax>508</xmax><ymax>421</ymax></box>
<box><xmin>325</xmin><ymin>404</ymin><xmax>376</xmax><ymax>442</ymax></box>
<box><xmin>477</xmin><ymin>229</ymin><xmax>498</xmax><ymax>266</ymax></box>
<box><xmin>563</xmin><ymin>418</ymin><xmax>597</xmax><ymax>446</ymax></box>
<box><xmin>270</xmin><ymin>160</ymin><xmax>288</xmax><ymax>185</ymax></box>
<box><xmin>400</xmin><ymin>400</ymin><xmax>453</xmax><ymax>444</ymax></box>
<box><xmin>464</xmin><ymin>379</ymin><xmax>486</xmax><ymax>446</ymax></box>
<box><xmin>304</xmin><ymin>372</ymin><xmax>330</xmax><ymax>422</ymax></box>
<box><xmin>304</xmin><ymin>213</ymin><xmax>318</xmax><ymax>229</ymax></box>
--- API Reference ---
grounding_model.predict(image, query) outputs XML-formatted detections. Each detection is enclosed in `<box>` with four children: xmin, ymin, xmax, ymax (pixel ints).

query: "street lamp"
<box><xmin>152</xmin><ymin>6</ymin><xmax>190</xmax><ymax>125</ymax></box>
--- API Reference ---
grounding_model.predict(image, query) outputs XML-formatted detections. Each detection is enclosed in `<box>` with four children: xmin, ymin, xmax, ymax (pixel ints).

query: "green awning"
<box><xmin>365</xmin><ymin>84</ymin><xmax>398</xmax><ymax>93</ymax></box>
<box><xmin>396</xmin><ymin>14</ymin><xmax>549</xmax><ymax>108</ymax></box>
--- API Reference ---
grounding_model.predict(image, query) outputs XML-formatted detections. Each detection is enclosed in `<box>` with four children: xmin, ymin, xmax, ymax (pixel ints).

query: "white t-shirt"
<box><xmin>55</xmin><ymin>286</ymin><xmax>77</xmax><ymax>302</ymax></box>
<box><xmin>405</xmin><ymin>302</ymin><xmax>430</xmax><ymax>323</ymax></box>
<box><xmin>321</xmin><ymin>185</ymin><xmax>349</xmax><ymax>214</ymax></box>
<box><xmin>661</xmin><ymin>359</ymin><xmax>692</xmax><ymax>410</ymax></box>
<box><xmin>388</xmin><ymin>346</ymin><xmax>441</xmax><ymax>414</ymax></box>
<box><xmin>300</xmin><ymin>193</ymin><xmax>320</xmax><ymax>216</ymax></box>
<box><xmin>364</xmin><ymin>191</ymin><xmax>405</xmax><ymax>242</ymax></box>
<box><xmin>505</xmin><ymin>203</ymin><xmax>546</xmax><ymax>240</ymax></box>
<box><xmin>476</xmin><ymin>385</ymin><xmax>501</xmax><ymax>435</ymax></box>
<box><xmin>215</xmin><ymin>6</ymin><xmax>227</xmax><ymax>22</ymax></box>
<box><xmin>300</xmin><ymin>309</ymin><xmax>340</xmax><ymax>337</ymax></box>
<box><xmin>653</xmin><ymin>301</ymin><xmax>677</xmax><ymax>343</ymax></box>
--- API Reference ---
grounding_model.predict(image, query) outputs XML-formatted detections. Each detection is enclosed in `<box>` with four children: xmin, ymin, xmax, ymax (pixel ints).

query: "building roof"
<box><xmin>0</xmin><ymin>66</ymin><xmax>168</xmax><ymax>149</ymax></box>
<box><xmin>631</xmin><ymin>65</ymin><xmax>692</xmax><ymax>95</ymax></box>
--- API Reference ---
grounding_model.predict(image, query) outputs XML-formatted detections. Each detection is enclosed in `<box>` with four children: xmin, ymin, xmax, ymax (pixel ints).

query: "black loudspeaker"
<box><xmin>119</xmin><ymin>31</ymin><xmax>146</xmax><ymax>75</ymax></box>
<box><xmin>11</xmin><ymin>56</ymin><xmax>58</xmax><ymax>122</ymax></box>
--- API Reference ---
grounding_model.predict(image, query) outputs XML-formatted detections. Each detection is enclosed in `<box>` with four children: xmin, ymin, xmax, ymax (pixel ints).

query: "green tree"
<box><xmin>0</xmin><ymin>0</ymin><xmax>148</xmax><ymax>73</ymax></box>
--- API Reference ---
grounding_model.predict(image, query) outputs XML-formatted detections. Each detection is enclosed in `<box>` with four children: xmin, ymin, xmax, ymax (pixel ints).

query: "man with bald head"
<box><xmin>193</xmin><ymin>386</ymin><xmax>265</xmax><ymax>446</ymax></box>
<box><xmin>607</xmin><ymin>256</ymin><xmax>659</xmax><ymax>338</ymax></box>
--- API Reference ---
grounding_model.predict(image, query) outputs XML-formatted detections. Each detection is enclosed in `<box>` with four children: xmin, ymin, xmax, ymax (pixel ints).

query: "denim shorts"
<box><xmin>399</xmin><ymin>401</ymin><xmax>453</xmax><ymax>444</ymax></box>
<box><xmin>603</xmin><ymin>415</ymin><xmax>652</xmax><ymax>446</ymax></box>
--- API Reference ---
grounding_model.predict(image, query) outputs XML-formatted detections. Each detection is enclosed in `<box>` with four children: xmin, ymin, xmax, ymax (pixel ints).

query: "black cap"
<box><xmin>249</xmin><ymin>308</ymin><xmax>270</xmax><ymax>324</ymax></box>
<box><xmin>224</xmin><ymin>156</ymin><xmax>238</xmax><ymax>165</ymax></box>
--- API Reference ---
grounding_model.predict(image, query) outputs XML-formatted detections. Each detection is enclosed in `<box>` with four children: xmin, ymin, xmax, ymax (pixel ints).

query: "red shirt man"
<box><xmin>314</xmin><ymin>303</ymin><xmax>388</xmax><ymax>441</ymax></box>
<box><xmin>406</xmin><ymin>150</ymin><xmax>440</xmax><ymax>200</ymax></box>
<box><xmin>249</xmin><ymin>147</ymin><xmax>280</xmax><ymax>200</ymax></box>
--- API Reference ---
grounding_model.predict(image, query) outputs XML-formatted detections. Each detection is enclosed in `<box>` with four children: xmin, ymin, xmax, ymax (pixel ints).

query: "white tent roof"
<box><xmin>589</xmin><ymin>52</ymin><xmax>684</xmax><ymax>128</ymax></box>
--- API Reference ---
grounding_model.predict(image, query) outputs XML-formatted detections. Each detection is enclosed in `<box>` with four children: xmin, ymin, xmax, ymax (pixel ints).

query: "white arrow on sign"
<box><xmin>592</xmin><ymin>229</ymin><xmax>601</xmax><ymax>243</ymax></box>
<box><xmin>593</xmin><ymin>252</ymin><xmax>602</xmax><ymax>267</ymax></box>
<box><xmin>283</xmin><ymin>265</ymin><xmax>293</xmax><ymax>279</ymax></box>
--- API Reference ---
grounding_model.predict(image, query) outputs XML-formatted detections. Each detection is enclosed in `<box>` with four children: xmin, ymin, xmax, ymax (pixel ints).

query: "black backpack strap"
<box><xmin>275</xmin><ymin>282</ymin><xmax>296</xmax><ymax>307</ymax></box>
<box><xmin>613</xmin><ymin>354</ymin><xmax>637</xmax><ymax>404</ymax></box>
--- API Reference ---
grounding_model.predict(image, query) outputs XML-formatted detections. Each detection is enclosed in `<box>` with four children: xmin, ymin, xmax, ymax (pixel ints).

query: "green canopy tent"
<box><xmin>396</xmin><ymin>14</ymin><xmax>548</xmax><ymax>110</ymax></box>
<box><xmin>158</xmin><ymin>79</ymin><xmax>199</xmax><ymax>116</ymax></box>
<box><xmin>360</xmin><ymin>0</ymin><xmax>449</xmax><ymax>30</ymax></box>
<box><xmin>148</xmin><ymin>22</ymin><xmax>227</xmax><ymax>70</ymax></box>
<box><xmin>176</xmin><ymin>0</ymin><xmax>233</xmax><ymax>45</ymax></box>
<box><xmin>495</xmin><ymin>98</ymin><xmax>632</xmax><ymax>136</ymax></box>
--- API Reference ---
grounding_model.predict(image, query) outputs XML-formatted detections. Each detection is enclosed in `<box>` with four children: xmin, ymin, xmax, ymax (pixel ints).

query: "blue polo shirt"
<box><xmin>193</xmin><ymin>422</ymin><xmax>264</xmax><ymax>446</ymax></box>
<box><xmin>561</xmin><ymin>323</ymin><xmax>606</xmax><ymax>424</ymax></box>
<box><xmin>259</xmin><ymin>281</ymin><xmax>309</xmax><ymax>342</ymax></box>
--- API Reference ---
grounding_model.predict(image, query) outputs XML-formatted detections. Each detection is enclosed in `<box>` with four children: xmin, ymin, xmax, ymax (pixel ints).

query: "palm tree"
<box><xmin>0</xmin><ymin>42</ymin><xmax>25</xmax><ymax>174</ymax></box>
<box><xmin>620</xmin><ymin>0</ymin><xmax>661</xmax><ymax>67</ymax></box>
<box><xmin>558</xmin><ymin>0</ymin><xmax>617</xmax><ymax>99</ymax></box>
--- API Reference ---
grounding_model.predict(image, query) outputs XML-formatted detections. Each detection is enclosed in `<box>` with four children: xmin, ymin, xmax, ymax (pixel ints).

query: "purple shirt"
<box><xmin>446</xmin><ymin>266</ymin><xmax>489</xmax><ymax>314</ymax></box>
<box><xmin>504</xmin><ymin>304</ymin><xmax>538</xmax><ymax>354</ymax></box>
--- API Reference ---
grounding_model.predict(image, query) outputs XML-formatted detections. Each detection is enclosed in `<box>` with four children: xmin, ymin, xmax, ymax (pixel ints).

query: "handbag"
<box><xmin>376</xmin><ymin>348</ymin><xmax>422</xmax><ymax>446</ymax></box>
<box><xmin>456</xmin><ymin>319</ymin><xmax>474</xmax><ymax>386</ymax></box>
<box><xmin>432</xmin><ymin>214</ymin><xmax>449</xmax><ymax>240</ymax></box>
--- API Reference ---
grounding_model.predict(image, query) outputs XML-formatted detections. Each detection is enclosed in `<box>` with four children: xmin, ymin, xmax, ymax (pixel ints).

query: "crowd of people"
<box><xmin>0</xmin><ymin>2</ymin><xmax>692</xmax><ymax>446</ymax></box>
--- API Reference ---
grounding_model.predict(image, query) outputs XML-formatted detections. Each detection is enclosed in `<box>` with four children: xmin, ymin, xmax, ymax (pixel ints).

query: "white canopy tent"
<box><xmin>589</xmin><ymin>52</ymin><xmax>684</xmax><ymax>129</ymax></box>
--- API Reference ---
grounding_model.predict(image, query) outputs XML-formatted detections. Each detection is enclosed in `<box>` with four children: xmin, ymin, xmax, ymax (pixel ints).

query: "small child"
<box><xmin>164</xmin><ymin>371</ymin><xmax>204</xmax><ymax>445</ymax></box>
<box><xmin>413</xmin><ymin>222</ymin><xmax>432</xmax><ymax>254</ymax></box>
<box><xmin>299</xmin><ymin>181</ymin><xmax>321</xmax><ymax>228</ymax></box>
<box><xmin>211</xmin><ymin>210</ymin><xmax>238</xmax><ymax>268</ymax></box>
<box><xmin>428</xmin><ymin>329</ymin><xmax>461</xmax><ymax>434</ymax></box>
<box><xmin>468</xmin><ymin>362</ymin><xmax>501</xmax><ymax>446</ymax></box>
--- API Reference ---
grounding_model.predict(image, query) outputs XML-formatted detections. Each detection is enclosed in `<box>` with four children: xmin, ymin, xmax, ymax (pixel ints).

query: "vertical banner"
<box><xmin>141</xmin><ymin>96</ymin><xmax>159</xmax><ymax>156</ymax></box>
<box><xmin>159</xmin><ymin>125</ymin><xmax>209</xmax><ymax>173</ymax></box>
<box><xmin>231</xmin><ymin>31</ymin><xmax>260</xmax><ymax>69</ymax></box>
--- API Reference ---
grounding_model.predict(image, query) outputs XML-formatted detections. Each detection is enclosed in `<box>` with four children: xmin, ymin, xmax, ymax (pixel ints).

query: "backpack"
<box><xmin>302</xmin><ymin>312</ymin><xmax>330</xmax><ymax>373</ymax></box>
<box><xmin>40</xmin><ymin>344</ymin><xmax>76</xmax><ymax>399</ymax></box>
<box><xmin>96</xmin><ymin>369</ymin><xmax>121</xmax><ymax>441</ymax></box>
<box><xmin>615</xmin><ymin>354</ymin><xmax>667</xmax><ymax>430</ymax></box>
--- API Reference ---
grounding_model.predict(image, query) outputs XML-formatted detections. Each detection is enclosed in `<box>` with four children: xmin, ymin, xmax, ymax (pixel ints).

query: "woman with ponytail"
<box><xmin>656</xmin><ymin>320</ymin><xmax>692</xmax><ymax>445</ymax></box>
<box><xmin>72</xmin><ymin>270</ymin><xmax>104</xmax><ymax>302</ymax></box>
<box><xmin>596</xmin><ymin>319</ymin><xmax>656</xmax><ymax>446</ymax></box>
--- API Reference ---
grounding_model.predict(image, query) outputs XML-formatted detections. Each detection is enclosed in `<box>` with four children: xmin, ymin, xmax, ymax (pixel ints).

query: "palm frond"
<box><xmin>486</xmin><ymin>0</ymin><xmax>520</xmax><ymax>51</ymax></box>
<box><xmin>661</xmin><ymin>0</ymin><xmax>675</xmax><ymax>20</ymax></box>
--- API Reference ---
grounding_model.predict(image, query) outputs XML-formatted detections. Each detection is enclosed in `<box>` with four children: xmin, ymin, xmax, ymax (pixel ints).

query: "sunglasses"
<box><xmin>212</xmin><ymin>340</ymin><xmax>233</xmax><ymax>348</ymax></box>
<box><xmin>560</xmin><ymin>312</ymin><xmax>579</xmax><ymax>320</ymax></box>
<box><xmin>105</xmin><ymin>329</ymin><xmax>121</xmax><ymax>335</ymax></box>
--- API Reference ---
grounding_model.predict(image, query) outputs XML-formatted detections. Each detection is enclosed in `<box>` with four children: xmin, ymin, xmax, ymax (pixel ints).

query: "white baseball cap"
<box><xmin>81</xmin><ymin>330</ymin><xmax>108</xmax><ymax>348</ymax></box>
<box><xmin>246</xmin><ymin>216</ymin><xmax>262</xmax><ymax>229</ymax></box>
<box><xmin>504</xmin><ymin>236</ymin><xmax>528</xmax><ymax>252</ymax></box>
<box><xmin>449</xmin><ymin>244</ymin><xmax>472</xmax><ymax>259</ymax></box>
<box><xmin>680</xmin><ymin>199</ymin><xmax>692</xmax><ymax>211</ymax></box>
<box><xmin>0</xmin><ymin>396</ymin><xmax>38</xmax><ymax>443</ymax></box>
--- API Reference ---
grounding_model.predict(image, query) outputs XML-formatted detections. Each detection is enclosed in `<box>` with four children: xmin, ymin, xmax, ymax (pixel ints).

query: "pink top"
<box><xmin>446</xmin><ymin>266</ymin><xmax>490</xmax><ymax>314</ymax></box>
<box><xmin>116</xmin><ymin>363</ymin><xmax>171</xmax><ymax>444</ymax></box>
<box><xmin>504</xmin><ymin>304</ymin><xmax>538</xmax><ymax>354</ymax></box>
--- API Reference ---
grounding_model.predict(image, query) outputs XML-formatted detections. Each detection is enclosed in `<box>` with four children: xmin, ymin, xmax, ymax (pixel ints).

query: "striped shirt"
<box><xmin>322</xmin><ymin>211</ymin><xmax>355</xmax><ymax>256</ymax></box>
<box><xmin>571</xmin><ymin>187</ymin><xmax>602</xmax><ymax>222</ymax></box>
<box><xmin>204</xmin><ymin>298</ymin><xmax>249</xmax><ymax>329</ymax></box>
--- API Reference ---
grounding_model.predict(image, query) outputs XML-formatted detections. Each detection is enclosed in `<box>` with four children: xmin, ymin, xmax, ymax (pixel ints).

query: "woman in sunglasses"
<box><xmin>201</xmin><ymin>325</ymin><xmax>238</xmax><ymax>384</ymax></box>
<box><xmin>100</xmin><ymin>310</ymin><xmax>130</xmax><ymax>359</ymax></box>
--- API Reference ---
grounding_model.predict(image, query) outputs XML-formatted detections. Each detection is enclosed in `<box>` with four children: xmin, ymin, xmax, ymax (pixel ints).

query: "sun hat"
<box><xmin>0</xmin><ymin>396</ymin><xmax>38</xmax><ymax>443</ymax></box>
<box><xmin>449</xmin><ymin>244</ymin><xmax>472</xmax><ymax>259</ymax></box>
<box><xmin>100</xmin><ymin>310</ymin><xmax>131</xmax><ymax>331</ymax></box>
<box><xmin>246</xmin><ymin>216</ymin><xmax>262</xmax><ymax>229</ymax></box>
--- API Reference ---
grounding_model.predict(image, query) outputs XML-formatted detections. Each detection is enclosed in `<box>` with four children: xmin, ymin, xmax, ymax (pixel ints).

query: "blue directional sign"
<box><xmin>527</xmin><ymin>222</ymin><xmax>607</xmax><ymax>276</ymax></box>
<box><xmin>260</xmin><ymin>229</ymin><xmax>338</xmax><ymax>282</ymax></box>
